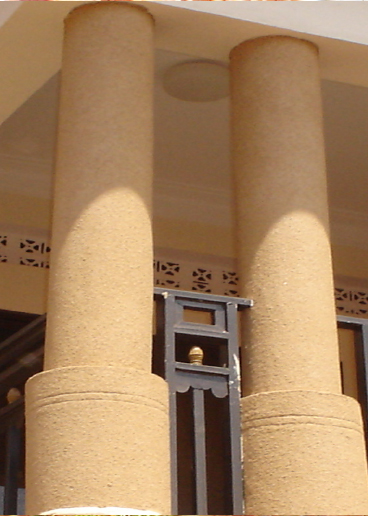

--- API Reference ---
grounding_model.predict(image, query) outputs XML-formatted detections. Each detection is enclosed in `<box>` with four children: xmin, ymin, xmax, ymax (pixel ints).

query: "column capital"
<box><xmin>230</xmin><ymin>34</ymin><xmax>319</xmax><ymax>61</ymax></box>
<box><xmin>66</xmin><ymin>1</ymin><xmax>155</xmax><ymax>25</ymax></box>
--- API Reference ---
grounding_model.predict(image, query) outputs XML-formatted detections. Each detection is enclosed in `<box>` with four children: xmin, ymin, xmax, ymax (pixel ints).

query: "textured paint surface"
<box><xmin>26</xmin><ymin>367</ymin><xmax>170</xmax><ymax>514</ymax></box>
<box><xmin>45</xmin><ymin>2</ymin><xmax>155</xmax><ymax>371</ymax></box>
<box><xmin>242</xmin><ymin>391</ymin><xmax>368</xmax><ymax>514</ymax></box>
<box><xmin>231</xmin><ymin>36</ymin><xmax>341</xmax><ymax>395</ymax></box>
<box><xmin>26</xmin><ymin>4</ymin><xmax>170</xmax><ymax>514</ymax></box>
<box><xmin>231</xmin><ymin>36</ymin><xmax>368</xmax><ymax>514</ymax></box>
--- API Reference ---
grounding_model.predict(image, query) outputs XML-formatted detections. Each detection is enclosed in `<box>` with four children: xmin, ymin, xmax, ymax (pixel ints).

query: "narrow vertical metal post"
<box><xmin>154</xmin><ymin>288</ymin><xmax>252</xmax><ymax>515</ymax></box>
<box><xmin>226</xmin><ymin>302</ymin><xmax>244</xmax><ymax>515</ymax></box>
<box><xmin>163</xmin><ymin>293</ymin><xmax>179</xmax><ymax>515</ymax></box>
<box><xmin>192</xmin><ymin>387</ymin><xmax>208</xmax><ymax>515</ymax></box>
<box><xmin>3</xmin><ymin>423</ymin><xmax>21</xmax><ymax>515</ymax></box>
<box><xmin>361</xmin><ymin>323</ymin><xmax>368</xmax><ymax>425</ymax></box>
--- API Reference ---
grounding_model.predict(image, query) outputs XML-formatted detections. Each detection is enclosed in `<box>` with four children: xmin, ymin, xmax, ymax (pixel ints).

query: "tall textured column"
<box><xmin>26</xmin><ymin>4</ymin><xmax>170</xmax><ymax>515</ymax></box>
<box><xmin>230</xmin><ymin>36</ymin><xmax>368</xmax><ymax>515</ymax></box>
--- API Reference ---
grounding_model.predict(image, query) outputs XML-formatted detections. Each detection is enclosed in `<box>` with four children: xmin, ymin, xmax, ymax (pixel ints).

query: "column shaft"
<box><xmin>45</xmin><ymin>2</ymin><xmax>154</xmax><ymax>372</ymax></box>
<box><xmin>231</xmin><ymin>36</ymin><xmax>339</xmax><ymax>395</ymax></box>
<box><xmin>26</xmin><ymin>4</ymin><xmax>170</xmax><ymax>515</ymax></box>
<box><xmin>230</xmin><ymin>36</ymin><xmax>368</xmax><ymax>515</ymax></box>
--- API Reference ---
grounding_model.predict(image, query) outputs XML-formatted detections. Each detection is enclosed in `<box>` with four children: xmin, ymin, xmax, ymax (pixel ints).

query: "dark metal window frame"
<box><xmin>337</xmin><ymin>315</ymin><xmax>368</xmax><ymax>441</ymax></box>
<box><xmin>154</xmin><ymin>288</ymin><xmax>252</xmax><ymax>515</ymax></box>
<box><xmin>3</xmin><ymin>302</ymin><xmax>368</xmax><ymax>515</ymax></box>
<box><xmin>0</xmin><ymin>312</ymin><xmax>45</xmax><ymax>515</ymax></box>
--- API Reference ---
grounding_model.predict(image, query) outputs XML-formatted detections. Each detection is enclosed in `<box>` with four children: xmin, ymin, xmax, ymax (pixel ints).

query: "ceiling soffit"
<box><xmin>0</xmin><ymin>6</ymin><xmax>368</xmax><ymax>251</ymax></box>
<box><xmin>2</xmin><ymin>1</ymin><xmax>368</xmax><ymax>127</ymax></box>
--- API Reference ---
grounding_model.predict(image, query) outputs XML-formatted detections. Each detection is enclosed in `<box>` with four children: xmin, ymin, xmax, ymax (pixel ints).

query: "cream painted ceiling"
<box><xmin>0</xmin><ymin>48</ymin><xmax>368</xmax><ymax>248</ymax></box>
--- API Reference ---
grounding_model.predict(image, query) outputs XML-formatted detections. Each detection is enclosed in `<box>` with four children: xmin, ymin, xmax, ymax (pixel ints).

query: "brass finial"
<box><xmin>188</xmin><ymin>346</ymin><xmax>204</xmax><ymax>365</ymax></box>
<box><xmin>7</xmin><ymin>388</ymin><xmax>21</xmax><ymax>404</ymax></box>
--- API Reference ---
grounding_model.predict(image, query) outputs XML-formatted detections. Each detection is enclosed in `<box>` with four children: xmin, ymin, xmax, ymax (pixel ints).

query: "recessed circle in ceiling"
<box><xmin>163</xmin><ymin>60</ymin><xmax>229</xmax><ymax>102</ymax></box>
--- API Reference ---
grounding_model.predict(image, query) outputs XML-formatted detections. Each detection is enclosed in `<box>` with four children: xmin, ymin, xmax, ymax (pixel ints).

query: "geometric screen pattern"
<box><xmin>1</xmin><ymin>230</ymin><xmax>368</xmax><ymax>317</ymax></box>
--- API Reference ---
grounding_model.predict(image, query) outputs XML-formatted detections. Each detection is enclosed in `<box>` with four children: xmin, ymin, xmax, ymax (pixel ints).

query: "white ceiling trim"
<box><xmin>0</xmin><ymin>3</ymin><xmax>20</xmax><ymax>28</ymax></box>
<box><xmin>3</xmin><ymin>0</ymin><xmax>368</xmax><ymax>129</ymax></box>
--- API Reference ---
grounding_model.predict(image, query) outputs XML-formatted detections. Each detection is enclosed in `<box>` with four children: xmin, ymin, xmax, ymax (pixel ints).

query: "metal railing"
<box><xmin>154</xmin><ymin>288</ymin><xmax>251</xmax><ymax>515</ymax></box>
<box><xmin>0</xmin><ymin>314</ymin><xmax>45</xmax><ymax>515</ymax></box>
<box><xmin>0</xmin><ymin>395</ymin><xmax>24</xmax><ymax>515</ymax></box>
<box><xmin>1</xmin><ymin>301</ymin><xmax>367</xmax><ymax>515</ymax></box>
<box><xmin>337</xmin><ymin>315</ymin><xmax>368</xmax><ymax>435</ymax></box>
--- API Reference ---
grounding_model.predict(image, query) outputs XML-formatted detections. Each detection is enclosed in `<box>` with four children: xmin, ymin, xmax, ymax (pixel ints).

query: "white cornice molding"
<box><xmin>154</xmin><ymin>180</ymin><xmax>368</xmax><ymax>251</ymax></box>
<box><xmin>0</xmin><ymin>3</ymin><xmax>20</xmax><ymax>29</ymax></box>
<box><xmin>153</xmin><ymin>178</ymin><xmax>232</xmax><ymax>227</ymax></box>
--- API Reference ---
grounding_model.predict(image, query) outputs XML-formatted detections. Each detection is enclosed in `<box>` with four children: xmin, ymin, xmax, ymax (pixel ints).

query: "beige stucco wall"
<box><xmin>332</xmin><ymin>244</ymin><xmax>368</xmax><ymax>281</ymax></box>
<box><xmin>1</xmin><ymin>189</ymin><xmax>368</xmax><ymax>273</ymax></box>
<box><xmin>0</xmin><ymin>190</ymin><xmax>50</xmax><ymax>313</ymax></box>
<box><xmin>153</xmin><ymin>216</ymin><xmax>235</xmax><ymax>258</ymax></box>
<box><xmin>154</xmin><ymin>215</ymin><xmax>368</xmax><ymax>281</ymax></box>
<box><xmin>0</xmin><ymin>191</ymin><xmax>51</xmax><ymax>228</ymax></box>
<box><xmin>1</xmin><ymin>207</ymin><xmax>368</xmax><ymax>315</ymax></box>
<box><xmin>0</xmin><ymin>263</ymin><xmax>48</xmax><ymax>314</ymax></box>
